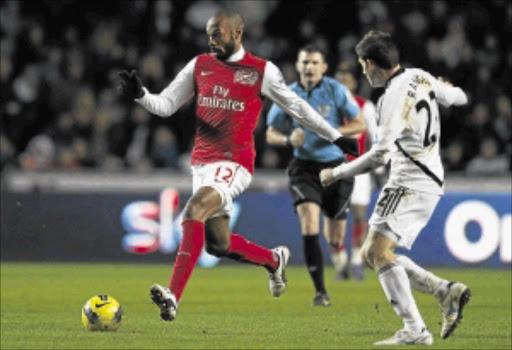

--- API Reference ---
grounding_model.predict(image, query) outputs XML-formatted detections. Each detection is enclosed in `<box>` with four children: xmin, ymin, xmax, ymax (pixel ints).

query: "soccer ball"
<box><xmin>81</xmin><ymin>294</ymin><xmax>123</xmax><ymax>331</ymax></box>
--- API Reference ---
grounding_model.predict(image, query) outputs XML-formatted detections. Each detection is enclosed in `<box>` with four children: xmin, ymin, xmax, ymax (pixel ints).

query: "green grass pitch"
<box><xmin>1</xmin><ymin>262</ymin><xmax>510</xmax><ymax>349</ymax></box>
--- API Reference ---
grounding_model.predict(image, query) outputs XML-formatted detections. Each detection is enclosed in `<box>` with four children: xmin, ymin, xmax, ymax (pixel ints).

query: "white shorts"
<box><xmin>191</xmin><ymin>161</ymin><xmax>252</xmax><ymax>217</ymax></box>
<box><xmin>351</xmin><ymin>172</ymin><xmax>371</xmax><ymax>206</ymax></box>
<box><xmin>369</xmin><ymin>185</ymin><xmax>440</xmax><ymax>249</ymax></box>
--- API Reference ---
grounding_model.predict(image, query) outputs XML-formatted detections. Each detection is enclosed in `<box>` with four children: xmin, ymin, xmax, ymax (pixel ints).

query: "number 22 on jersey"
<box><xmin>415</xmin><ymin>90</ymin><xmax>440</xmax><ymax>148</ymax></box>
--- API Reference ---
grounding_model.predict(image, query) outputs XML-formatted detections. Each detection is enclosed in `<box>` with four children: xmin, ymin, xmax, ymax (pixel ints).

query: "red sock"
<box><xmin>169</xmin><ymin>220</ymin><xmax>205</xmax><ymax>301</ymax></box>
<box><xmin>225</xmin><ymin>233</ymin><xmax>278</xmax><ymax>271</ymax></box>
<box><xmin>352</xmin><ymin>223</ymin><xmax>367</xmax><ymax>246</ymax></box>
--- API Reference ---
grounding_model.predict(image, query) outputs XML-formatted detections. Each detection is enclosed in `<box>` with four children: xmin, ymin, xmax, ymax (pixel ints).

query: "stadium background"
<box><xmin>1</xmin><ymin>0</ymin><xmax>511</xmax><ymax>268</ymax></box>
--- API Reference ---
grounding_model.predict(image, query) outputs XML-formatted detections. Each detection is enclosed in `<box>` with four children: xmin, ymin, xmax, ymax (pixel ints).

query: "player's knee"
<box><xmin>362</xmin><ymin>244</ymin><xmax>383</xmax><ymax>269</ymax></box>
<box><xmin>183</xmin><ymin>199</ymin><xmax>209</xmax><ymax>221</ymax></box>
<box><xmin>205</xmin><ymin>240</ymin><xmax>229</xmax><ymax>257</ymax></box>
<box><xmin>361</xmin><ymin>246</ymin><xmax>373</xmax><ymax>267</ymax></box>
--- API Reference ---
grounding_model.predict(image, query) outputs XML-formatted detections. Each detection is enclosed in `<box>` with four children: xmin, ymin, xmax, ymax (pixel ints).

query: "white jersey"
<box><xmin>373</xmin><ymin>68</ymin><xmax>467</xmax><ymax>195</ymax></box>
<box><xmin>362</xmin><ymin>99</ymin><xmax>378</xmax><ymax>143</ymax></box>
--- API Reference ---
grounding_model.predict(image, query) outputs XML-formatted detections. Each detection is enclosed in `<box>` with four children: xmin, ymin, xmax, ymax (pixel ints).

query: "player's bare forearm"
<box><xmin>266</xmin><ymin>127</ymin><xmax>289</xmax><ymax>147</ymax></box>
<box><xmin>337</xmin><ymin>113</ymin><xmax>366</xmax><ymax>136</ymax></box>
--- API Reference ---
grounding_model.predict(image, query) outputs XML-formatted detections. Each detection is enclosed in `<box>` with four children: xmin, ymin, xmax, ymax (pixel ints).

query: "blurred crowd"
<box><xmin>1</xmin><ymin>0</ymin><xmax>510</xmax><ymax>175</ymax></box>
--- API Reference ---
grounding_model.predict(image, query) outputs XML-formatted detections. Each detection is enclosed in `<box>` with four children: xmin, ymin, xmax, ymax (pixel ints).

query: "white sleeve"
<box><xmin>135</xmin><ymin>57</ymin><xmax>197</xmax><ymax>117</ymax></box>
<box><xmin>261</xmin><ymin>61</ymin><xmax>342</xmax><ymax>142</ymax></box>
<box><xmin>333</xmin><ymin>92</ymin><xmax>404</xmax><ymax>179</ymax></box>
<box><xmin>431</xmin><ymin>76</ymin><xmax>468</xmax><ymax>107</ymax></box>
<box><xmin>362</xmin><ymin>100</ymin><xmax>378</xmax><ymax>142</ymax></box>
<box><xmin>333</xmin><ymin>150</ymin><xmax>376</xmax><ymax>178</ymax></box>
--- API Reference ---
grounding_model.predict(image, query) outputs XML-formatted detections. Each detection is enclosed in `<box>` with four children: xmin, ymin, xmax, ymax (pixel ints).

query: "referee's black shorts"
<box><xmin>287</xmin><ymin>157</ymin><xmax>354</xmax><ymax>220</ymax></box>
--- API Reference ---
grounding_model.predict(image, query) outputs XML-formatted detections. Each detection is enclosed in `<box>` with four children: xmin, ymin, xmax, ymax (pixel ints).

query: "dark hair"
<box><xmin>298</xmin><ymin>44</ymin><xmax>327</xmax><ymax>63</ymax></box>
<box><xmin>355</xmin><ymin>31</ymin><xmax>399</xmax><ymax>69</ymax></box>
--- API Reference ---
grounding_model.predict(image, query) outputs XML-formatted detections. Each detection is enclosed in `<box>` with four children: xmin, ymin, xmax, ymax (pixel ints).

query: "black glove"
<box><xmin>118</xmin><ymin>70</ymin><xmax>144</xmax><ymax>99</ymax></box>
<box><xmin>333</xmin><ymin>136</ymin><xmax>359</xmax><ymax>157</ymax></box>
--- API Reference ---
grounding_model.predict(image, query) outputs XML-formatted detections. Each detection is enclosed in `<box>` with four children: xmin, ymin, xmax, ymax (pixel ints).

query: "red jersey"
<box><xmin>346</xmin><ymin>95</ymin><xmax>368</xmax><ymax>161</ymax></box>
<box><xmin>192</xmin><ymin>52</ymin><xmax>267</xmax><ymax>174</ymax></box>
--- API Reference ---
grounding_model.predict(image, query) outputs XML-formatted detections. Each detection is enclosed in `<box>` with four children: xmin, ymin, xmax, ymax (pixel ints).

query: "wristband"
<box><xmin>285</xmin><ymin>136</ymin><xmax>292</xmax><ymax>147</ymax></box>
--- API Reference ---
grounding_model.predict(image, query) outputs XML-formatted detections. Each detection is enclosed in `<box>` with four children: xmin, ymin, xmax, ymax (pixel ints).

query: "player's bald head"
<box><xmin>213</xmin><ymin>9</ymin><xmax>244</xmax><ymax>31</ymax></box>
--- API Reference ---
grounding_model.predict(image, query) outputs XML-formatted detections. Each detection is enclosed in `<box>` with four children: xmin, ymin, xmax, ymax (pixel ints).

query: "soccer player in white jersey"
<box><xmin>320</xmin><ymin>31</ymin><xmax>471</xmax><ymax>346</ymax></box>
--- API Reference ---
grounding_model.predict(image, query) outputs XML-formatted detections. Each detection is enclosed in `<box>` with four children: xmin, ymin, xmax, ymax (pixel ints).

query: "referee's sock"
<box><xmin>303</xmin><ymin>234</ymin><xmax>327</xmax><ymax>294</ymax></box>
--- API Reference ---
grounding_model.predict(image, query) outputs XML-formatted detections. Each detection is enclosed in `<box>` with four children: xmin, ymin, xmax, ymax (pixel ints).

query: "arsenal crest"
<box><xmin>234</xmin><ymin>70</ymin><xmax>259</xmax><ymax>85</ymax></box>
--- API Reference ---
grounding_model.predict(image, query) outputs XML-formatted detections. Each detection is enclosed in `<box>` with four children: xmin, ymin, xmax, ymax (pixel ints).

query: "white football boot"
<box><xmin>267</xmin><ymin>246</ymin><xmax>290</xmax><ymax>297</ymax></box>
<box><xmin>374</xmin><ymin>328</ymin><xmax>434</xmax><ymax>346</ymax></box>
<box><xmin>439</xmin><ymin>282</ymin><xmax>471</xmax><ymax>339</ymax></box>
<box><xmin>150</xmin><ymin>283</ymin><xmax>178</xmax><ymax>321</ymax></box>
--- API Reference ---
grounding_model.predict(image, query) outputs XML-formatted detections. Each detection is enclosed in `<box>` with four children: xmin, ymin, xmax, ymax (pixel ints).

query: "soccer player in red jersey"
<box><xmin>118</xmin><ymin>9</ymin><xmax>357</xmax><ymax>322</ymax></box>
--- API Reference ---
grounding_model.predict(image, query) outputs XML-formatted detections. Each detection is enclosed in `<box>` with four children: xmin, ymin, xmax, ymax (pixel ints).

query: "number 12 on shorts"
<box><xmin>214</xmin><ymin>165</ymin><xmax>235</xmax><ymax>185</ymax></box>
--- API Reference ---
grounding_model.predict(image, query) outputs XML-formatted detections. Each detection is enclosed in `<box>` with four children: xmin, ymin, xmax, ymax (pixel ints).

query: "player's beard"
<box><xmin>213</xmin><ymin>38</ymin><xmax>236</xmax><ymax>61</ymax></box>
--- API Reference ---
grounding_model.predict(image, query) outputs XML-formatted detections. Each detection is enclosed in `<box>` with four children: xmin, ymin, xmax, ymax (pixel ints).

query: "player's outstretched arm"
<box><xmin>118</xmin><ymin>58</ymin><xmax>196</xmax><ymax>117</ymax></box>
<box><xmin>321</xmin><ymin>99</ymin><xmax>400</xmax><ymax>187</ymax></box>
<box><xmin>320</xmin><ymin>149</ymin><xmax>378</xmax><ymax>187</ymax></box>
<box><xmin>433</xmin><ymin>76</ymin><xmax>468</xmax><ymax>107</ymax></box>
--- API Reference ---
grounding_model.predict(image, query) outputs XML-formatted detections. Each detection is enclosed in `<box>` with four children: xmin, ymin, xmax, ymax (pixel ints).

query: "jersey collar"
<box><xmin>384</xmin><ymin>66</ymin><xmax>405</xmax><ymax>89</ymax></box>
<box><xmin>299</xmin><ymin>77</ymin><xmax>324</xmax><ymax>93</ymax></box>
<box><xmin>226</xmin><ymin>46</ymin><xmax>246</xmax><ymax>62</ymax></box>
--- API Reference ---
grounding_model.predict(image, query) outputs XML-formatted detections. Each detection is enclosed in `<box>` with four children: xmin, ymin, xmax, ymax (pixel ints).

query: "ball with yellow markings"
<box><xmin>81</xmin><ymin>294</ymin><xmax>123</xmax><ymax>331</ymax></box>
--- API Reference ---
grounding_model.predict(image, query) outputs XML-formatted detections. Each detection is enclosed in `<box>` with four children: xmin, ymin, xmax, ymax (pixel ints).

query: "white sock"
<box><xmin>331</xmin><ymin>249</ymin><xmax>348</xmax><ymax>272</ymax></box>
<box><xmin>351</xmin><ymin>246</ymin><xmax>363</xmax><ymax>265</ymax></box>
<box><xmin>378</xmin><ymin>263</ymin><xmax>426</xmax><ymax>333</ymax></box>
<box><xmin>396</xmin><ymin>255</ymin><xmax>449</xmax><ymax>299</ymax></box>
